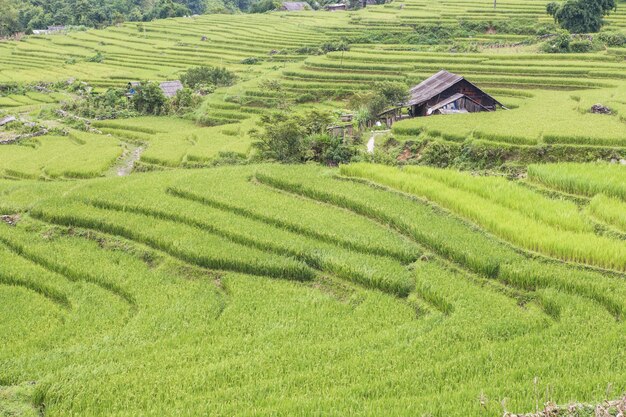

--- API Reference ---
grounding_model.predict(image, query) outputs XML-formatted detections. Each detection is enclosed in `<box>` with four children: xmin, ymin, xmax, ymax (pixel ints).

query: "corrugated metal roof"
<box><xmin>427</xmin><ymin>92</ymin><xmax>465</xmax><ymax>110</ymax></box>
<box><xmin>159</xmin><ymin>80</ymin><xmax>184</xmax><ymax>98</ymax></box>
<box><xmin>406</xmin><ymin>70</ymin><xmax>464</xmax><ymax>106</ymax></box>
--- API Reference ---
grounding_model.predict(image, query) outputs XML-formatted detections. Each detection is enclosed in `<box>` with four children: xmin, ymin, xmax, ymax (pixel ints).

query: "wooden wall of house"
<box><xmin>455</xmin><ymin>80</ymin><xmax>497</xmax><ymax>108</ymax></box>
<box><xmin>459</xmin><ymin>96</ymin><xmax>484</xmax><ymax>113</ymax></box>
<box><xmin>411</xmin><ymin>80</ymin><xmax>497</xmax><ymax>116</ymax></box>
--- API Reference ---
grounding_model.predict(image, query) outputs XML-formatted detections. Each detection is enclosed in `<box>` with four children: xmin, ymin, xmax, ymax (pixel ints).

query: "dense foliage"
<box><xmin>180</xmin><ymin>66</ymin><xmax>236</xmax><ymax>90</ymax></box>
<box><xmin>547</xmin><ymin>0</ymin><xmax>617</xmax><ymax>33</ymax></box>
<box><xmin>0</xmin><ymin>0</ymin><xmax>210</xmax><ymax>36</ymax></box>
<box><xmin>251</xmin><ymin>110</ymin><xmax>355</xmax><ymax>164</ymax></box>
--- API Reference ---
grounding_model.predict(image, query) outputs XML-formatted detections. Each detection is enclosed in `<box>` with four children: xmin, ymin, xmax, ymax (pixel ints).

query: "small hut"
<box><xmin>406</xmin><ymin>70</ymin><xmax>502</xmax><ymax>117</ymax></box>
<box><xmin>159</xmin><ymin>81</ymin><xmax>184</xmax><ymax>98</ymax></box>
<box><xmin>378</xmin><ymin>70</ymin><xmax>504</xmax><ymax>125</ymax></box>
<box><xmin>125</xmin><ymin>81</ymin><xmax>184</xmax><ymax>98</ymax></box>
<box><xmin>279</xmin><ymin>2</ymin><xmax>310</xmax><ymax>11</ymax></box>
<box><xmin>325</xmin><ymin>3</ymin><xmax>347</xmax><ymax>11</ymax></box>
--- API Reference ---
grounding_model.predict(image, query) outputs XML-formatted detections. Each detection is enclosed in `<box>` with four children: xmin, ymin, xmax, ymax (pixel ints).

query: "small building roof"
<box><xmin>407</xmin><ymin>70</ymin><xmax>463</xmax><ymax>107</ymax></box>
<box><xmin>0</xmin><ymin>116</ymin><xmax>17</xmax><ymax>127</ymax></box>
<box><xmin>325</xmin><ymin>3</ymin><xmax>347</xmax><ymax>9</ymax></box>
<box><xmin>281</xmin><ymin>2</ymin><xmax>309</xmax><ymax>10</ymax></box>
<box><xmin>406</xmin><ymin>70</ymin><xmax>502</xmax><ymax>108</ymax></box>
<box><xmin>159</xmin><ymin>80</ymin><xmax>184</xmax><ymax>98</ymax></box>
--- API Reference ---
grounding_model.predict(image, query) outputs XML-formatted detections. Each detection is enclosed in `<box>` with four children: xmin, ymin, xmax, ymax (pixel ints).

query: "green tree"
<box><xmin>547</xmin><ymin>0</ymin><xmax>617</xmax><ymax>33</ymax></box>
<box><xmin>367</xmin><ymin>81</ymin><xmax>408</xmax><ymax>119</ymax></box>
<box><xmin>0</xmin><ymin>0</ymin><xmax>21</xmax><ymax>37</ymax></box>
<box><xmin>252</xmin><ymin>110</ymin><xmax>335</xmax><ymax>163</ymax></box>
<box><xmin>132</xmin><ymin>81</ymin><xmax>168</xmax><ymax>115</ymax></box>
<box><xmin>180</xmin><ymin>66</ymin><xmax>236</xmax><ymax>89</ymax></box>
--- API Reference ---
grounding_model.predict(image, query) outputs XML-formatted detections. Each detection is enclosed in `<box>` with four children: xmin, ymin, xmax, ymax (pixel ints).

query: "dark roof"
<box><xmin>406</xmin><ymin>70</ymin><xmax>502</xmax><ymax>108</ymax></box>
<box><xmin>281</xmin><ymin>2</ymin><xmax>309</xmax><ymax>10</ymax></box>
<box><xmin>406</xmin><ymin>70</ymin><xmax>463</xmax><ymax>106</ymax></box>
<box><xmin>159</xmin><ymin>80</ymin><xmax>184</xmax><ymax>98</ymax></box>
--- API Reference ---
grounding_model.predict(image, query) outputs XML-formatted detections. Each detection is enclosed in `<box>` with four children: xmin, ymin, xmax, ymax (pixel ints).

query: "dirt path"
<box><xmin>367</xmin><ymin>130</ymin><xmax>390</xmax><ymax>154</ymax></box>
<box><xmin>116</xmin><ymin>144</ymin><xmax>144</xmax><ymax>177</ymax></box>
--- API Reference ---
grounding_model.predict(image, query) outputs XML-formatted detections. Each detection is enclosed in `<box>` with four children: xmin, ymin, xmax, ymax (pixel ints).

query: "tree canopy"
<box><xmin>546</xmin><ymin>0</ymin><xmax>617</xmax><ymax>33</ymax></box>
<box><xmin>0</xmin><ymin>0</ymin><xmax>216</xmax><ymax>36</ymax></box>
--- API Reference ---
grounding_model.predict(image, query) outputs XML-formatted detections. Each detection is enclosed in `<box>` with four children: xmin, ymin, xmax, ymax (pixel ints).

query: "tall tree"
<box><xmin>547</xmin><ymin>0</ymin><xmax>617</xmax><ymax>33</ymax></box>
<box><xmin>0</xmin><ymin>0</ymin><xmax>21</xmax><ymax>36</ymax></box>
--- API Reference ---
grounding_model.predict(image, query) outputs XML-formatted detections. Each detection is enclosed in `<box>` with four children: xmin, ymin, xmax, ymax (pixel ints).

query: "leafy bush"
<box><xmin>86</xmin><ymin>52</ymin><xmax>105</xmax><ymax>63</ymax></box>
<box><xmin>132</xmin><ymin>81</ymin><xmax>168</xmax><ymax>115</ymax></box>
<box><xmin>321</xmin><ymin>41</ymin><xmax>350</xmax><ymax>53</ymax></box>
<box><xmin>240</xmin><ymin>57</ymin><xmax>262</xmax><ymax>64</ymax></box>
<box><xmin>248</xmin><ymin>0</ymin><xmax>281</xmax><ymax>13</ymax></box>
<box><xmin>170</xmin><ymin>88</ymin><xmax>201</xmax><ymax>115</ymax></box>
<box><xmin>569</xmin><ymin>39</ymin><xmax>593</xmax><ymax>52</ymax></box>
<box><xmin>62</xmin><ymin>88</ymin><xmax>137</xmax><ymax>120</ymax></box>
<box><xmin>598</xmin><ymin>30</ymin><xmax>626</xmax><ymax>46</ymax></box>
<box><xmin>293</xmin><ymin>46</ymin><xmax>322</xmax><ymax>55</ymax></box>
<box><xmin>541</xmin><ymin>30</ymin><xmax>571</xmax><ymax>53</ymax></box>
<box><xmin>252</xmin><ymin>110</ymin><xmax>353</xmax><ymax>163</ymax></box>
<box><xmin>367</xmin><ymin>81</ymin><xmax>408</xmax><ymax>119</ymax></box>
<box><xmin>180</xmin><ymin>66</ymin><xmax>236</xmax><ymax>90</ymax></box>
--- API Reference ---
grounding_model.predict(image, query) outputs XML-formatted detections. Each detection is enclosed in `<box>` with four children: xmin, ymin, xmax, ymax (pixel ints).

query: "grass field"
<box><xmin>2</xmin><ymin>0</ymin><xmax>626</xmax><ymax>415</ymax></box>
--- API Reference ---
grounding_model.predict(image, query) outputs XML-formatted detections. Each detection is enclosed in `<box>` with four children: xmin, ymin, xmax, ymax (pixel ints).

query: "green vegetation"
<box><xmin>1</xmin><ymin>0</ymin><xmax>626</xmax><ymax>415</ymax></box>
<box><xmin>1</xmin><ymin>165</ymin><xmax>626</xmax><ymax>416</ymax></box>
<box><xmin>547</xmin><ymin>0</ymin><xmax>617</xmax><ymax>33</ymax></box>
<box><xmin>528</xmin><ymin>162</ymin><xmax>626</xmax><ymax>200</ymax></box>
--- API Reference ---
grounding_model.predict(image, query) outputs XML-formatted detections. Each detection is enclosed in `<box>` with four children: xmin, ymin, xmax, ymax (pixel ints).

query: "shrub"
<box><xmin>321</xmin><ymin>41</ymin><xmax>350</xmax><ymax>53</ymax></box>
<box><xmin>541</xmin><ymin>30</ymin><xmax>571</xmax><ymax>53</ymax></box>
<box><xmin>86</xmin><ymin>52</ymin><xmax>105</xmax><ymax>63</ymax></box>
<box><xmin>132</xmin><ymin>81</ymin><xmax>168</xmax><ymax>115</ymax></box>
<box><xmin>569</xmin><ymin>39</ymin><xmax>593</xmax><ymax>52</ymax></box>
<box><xmin>598</xmin><ymin>30</ymin><xmax>626</xmax><ymax>46</ymax></box>
<box><xmin>180</xmin><ymin>66</ymin><xmax>236</xmax><ymax>89</ymax></box>
<box><xmin>252</xmin><ymin>110</ymin><xmax>340</xmax><ymax>163</ymax></box>
<box><xmin>170</xmin><ymin>88</ymin><xmax>200</xmax><ymax>115</ymax></box>
<box><xmin>62</xmin><ymin>88</ymin><xmax>136</xmax><ymax>120</ymax></box>
<box><xmin>240</xmin><ymin>57</ymin><xmax>262</xmax><ymax>64</ymax></box>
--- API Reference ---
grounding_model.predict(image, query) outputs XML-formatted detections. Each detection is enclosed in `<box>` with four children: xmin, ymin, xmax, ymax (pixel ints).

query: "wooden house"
<box><xmin>406</xmin><ymin>70</ymin><xmax>502</xmax><ymax>117</ymax></box>
<box><xmin>378</xmin><ymin>70</ymin><xmax>503</xmax><ymax>125</ymax></box>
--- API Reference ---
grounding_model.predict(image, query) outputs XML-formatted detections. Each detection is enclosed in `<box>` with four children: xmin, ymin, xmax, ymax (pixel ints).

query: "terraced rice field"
<box><xmin>2</xmin><ymin>0</ymin><xmax>626</xmax><ymax>415</ymax></box>
<box><xmin>1</xmin><ymin>0</ymin><xmax>626</xmax><ymax>172</ymax></box>
<box><xmin>1</xmin><ymin>164</ymin><xmax>626</xmax><ymax>416</ymax></box>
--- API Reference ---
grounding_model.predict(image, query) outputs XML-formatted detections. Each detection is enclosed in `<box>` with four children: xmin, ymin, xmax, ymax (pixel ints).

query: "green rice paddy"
<box><xmin>1</xmin><ymin>0</ymin><xmax>626</xmax><ymax>415</ymax></box>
